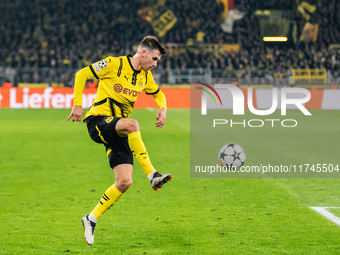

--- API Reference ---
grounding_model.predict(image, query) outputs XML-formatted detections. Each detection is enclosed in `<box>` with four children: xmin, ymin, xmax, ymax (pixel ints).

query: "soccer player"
<box><xmin>67</xmin><ymin>35</ymin><xmax>171</xmax><ymax>245</ymax></box>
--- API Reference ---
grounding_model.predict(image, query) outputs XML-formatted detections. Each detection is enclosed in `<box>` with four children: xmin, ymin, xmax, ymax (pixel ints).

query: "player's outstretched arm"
<box><xmin>155</xmin><ymin>107</ymin><xmax>166</xmax><ymax>128</ymax></box>
<box><xmin>66</xmin><ymin>66</ymin><xmax>94</xmax><ymax>122</ymax></box>
<box><xmin>150</xmin><ymin>89</ymin><xmax>167</xmax><ymax>128</ymax></box>
<box><xmin>67</xmin><ymin>105</ymin><xmax>84</xmax><ymax>122</ymax></box>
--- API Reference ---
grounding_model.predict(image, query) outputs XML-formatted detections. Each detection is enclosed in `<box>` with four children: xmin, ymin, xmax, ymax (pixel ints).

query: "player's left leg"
<box><xmin>92</xmin><ymin>164</ymin><xmax>132</xmax><ymax>218</ymax></box>
<box><xmin>82</xmin><ymin>164</ymin><xmax>133</xmax><ymax>245</ymax></box>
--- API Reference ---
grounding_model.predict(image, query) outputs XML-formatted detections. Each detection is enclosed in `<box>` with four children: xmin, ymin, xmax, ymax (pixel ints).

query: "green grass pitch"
<box><xmin>0</xmin><ymin>109</ymin><xmax>340</xmax><ymax>254</ymax></box>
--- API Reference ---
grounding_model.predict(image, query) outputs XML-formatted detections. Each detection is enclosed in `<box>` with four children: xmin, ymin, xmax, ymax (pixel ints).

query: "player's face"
<box><xmin>141</xmin><ymin>49</ymin><xmax>161</xmax><ymax>71</ymax></box>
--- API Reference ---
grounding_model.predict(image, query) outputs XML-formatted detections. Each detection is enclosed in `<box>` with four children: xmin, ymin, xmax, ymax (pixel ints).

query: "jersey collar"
<box><xmin>127</xmin><ymin>55</ymin><xmax>141</xmax><ymax>73</ymax></box>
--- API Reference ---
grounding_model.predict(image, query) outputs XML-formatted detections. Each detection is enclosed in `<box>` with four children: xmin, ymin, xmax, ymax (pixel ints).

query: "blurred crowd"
<box><xmin>0</xmin><ymin>0</ymin><xmax>339</xmax><ymax>84</ymax></box>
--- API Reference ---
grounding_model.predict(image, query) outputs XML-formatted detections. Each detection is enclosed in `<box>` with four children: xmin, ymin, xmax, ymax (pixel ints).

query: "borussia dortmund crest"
<box><xmin>106</xmin><ymin>117</ymin><xmax>114</xmax><ymax>123</ymax></box>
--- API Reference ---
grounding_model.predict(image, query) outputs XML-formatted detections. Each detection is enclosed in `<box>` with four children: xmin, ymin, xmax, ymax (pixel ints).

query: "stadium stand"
<box><xmin>0</xmin><ymin>0</ymin><xmax>339</xmax><ymax>86</ymax></box>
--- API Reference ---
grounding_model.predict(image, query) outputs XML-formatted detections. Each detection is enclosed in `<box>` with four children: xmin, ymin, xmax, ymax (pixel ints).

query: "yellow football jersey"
<box><xmin>74</xmin><ymin>55</ymin><xmax>162</xmax><ymax>120</ymax></box>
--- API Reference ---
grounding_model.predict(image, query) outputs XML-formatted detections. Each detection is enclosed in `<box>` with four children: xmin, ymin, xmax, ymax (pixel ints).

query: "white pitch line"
<box><xmin>146</xmin><ymin>107</ymin><xmax>156</xmax><ymax>112</ymax></box>
<box><xmin>310</xmin><ymin>207</ymin><xmax>340</xmax><ymax>226</ymax></box>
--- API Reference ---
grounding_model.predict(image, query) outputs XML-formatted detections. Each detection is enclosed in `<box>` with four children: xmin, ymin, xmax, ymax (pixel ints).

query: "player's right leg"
<box><xmin>82</xmin><ymin>164</ymin><xmax>133</xmax><ymax>245</ymax></box>
<box><xmin>115</xmin><ymin>118</ymin><xmax>171</xmax><ymax>190</ymax></box>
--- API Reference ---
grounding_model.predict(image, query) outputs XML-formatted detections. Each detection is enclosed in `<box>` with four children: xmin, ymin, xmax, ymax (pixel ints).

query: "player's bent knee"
<box><xmin>115</xmin><ymin>178</ymin><xmax>133</xmax><ymax>192</ymax></box>
<box><xmin>126</xmin><ymin>119</ymin><xmax>140</xmax><ymax>134</ymax></box>
<box><xmin>122</xmin><ymin>119</ymin><xmax>140</xmax><ymax>134</ymax></box>
<box><xmin>116</xmin><ymin>118</ymin><xmax>140</xmax><ymax>137</ymax></box>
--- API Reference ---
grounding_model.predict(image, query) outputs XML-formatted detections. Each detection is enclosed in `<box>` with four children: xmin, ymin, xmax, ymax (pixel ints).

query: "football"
<box><xmin>218</xmin><ymin>143</ymin><xmax>246</xmax><ymax>169</ymax></box>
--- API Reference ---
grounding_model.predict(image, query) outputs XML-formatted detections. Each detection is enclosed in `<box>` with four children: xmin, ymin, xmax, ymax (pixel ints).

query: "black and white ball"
<box><xmin>218</xmin><ymin>143</ymin><xmax>246</xmax><ymax>169</ymax></box>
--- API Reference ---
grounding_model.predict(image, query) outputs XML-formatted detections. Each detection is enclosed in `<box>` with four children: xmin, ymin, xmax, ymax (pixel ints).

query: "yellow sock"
<box><xmin>91</xmin><ymin>184</ymin><xmax>123</xmax><ymax>219</ymax></box>
<box><xmin>128</xmin><ymin>131</ymin><xmax>155</xmax><ymax>176</ymax></box>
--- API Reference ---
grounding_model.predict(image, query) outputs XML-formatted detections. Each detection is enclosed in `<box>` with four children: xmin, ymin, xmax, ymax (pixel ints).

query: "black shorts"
<box><xmin>85</xmin><ymin>116</ymin><xmax>133</xmax><ymax>168</ymax></box>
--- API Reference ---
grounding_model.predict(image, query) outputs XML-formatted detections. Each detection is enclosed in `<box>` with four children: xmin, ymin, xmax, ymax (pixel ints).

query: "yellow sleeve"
<box><xmin>73</xmin><ymin>66</ymin><xmax>95</xmax><ymax>106</ymax></box>
<box><xmin>144</xmin><ymin>71</ymin><xmax>159</xmax><ymax>94</ymax></box>
<box><xmin>143</xmin><ymin>71</ymin><xmax>167</xmax><ymax>109</ymax></box>
<box><xmin>73</xmin><ymin>56</ymin><xmax>117</xmax><ymax>106</ymax></box>
<box><xmin>151</xmin><ymin>89</ymin><xmax>167</xmax><ymax>110</ymax></box>
<box><xmin>90</xmin><ymin>56</ymin><xmax>118</xmax><ymax>79</ymax></box>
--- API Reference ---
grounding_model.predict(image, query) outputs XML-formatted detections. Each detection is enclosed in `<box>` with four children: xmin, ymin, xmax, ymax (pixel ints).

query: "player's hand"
<box><xmin>67</xmin><ymin>105</ymin><xmax>84</xmax><ymax>122</ymax></box>
<box><xmin>155</xmin><ymin>108</ymin><xmax>166</xmax><ymax>128</ymax></box>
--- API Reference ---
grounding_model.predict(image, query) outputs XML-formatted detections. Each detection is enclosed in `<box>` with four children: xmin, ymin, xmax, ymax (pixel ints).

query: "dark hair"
<box><xmin>139</xmin><ymin>35</ymin><xmax>166</xmax><ymax>55</ymax></box>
